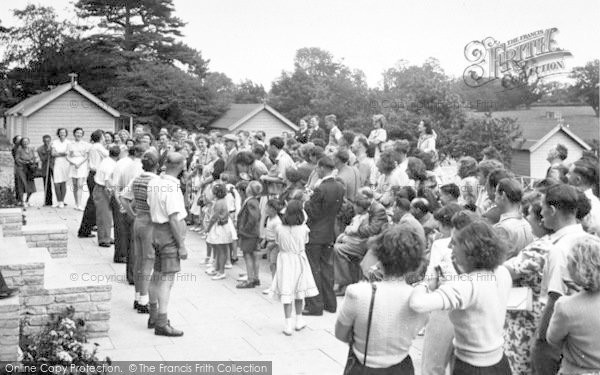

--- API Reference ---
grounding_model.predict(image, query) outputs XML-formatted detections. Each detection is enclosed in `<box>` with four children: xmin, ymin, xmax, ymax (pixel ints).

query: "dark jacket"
<box><xmin>237</xmin><ymin>197</ymin><xmax>261</xmax><ymax>238</ymax></box>
<box><xmin>305</xmin><ymin>177</ymin><xmax>345</xmax><ymax>244</ymax></box>
<box><xmin>356</xmin><ymin>201</ymin><xmax>388</xmax><ymax>239</ymax></box>
<box><xmin>307</xmin><ymin>128</ymin><xmax>326</xmax><ymax>142</ymax></box>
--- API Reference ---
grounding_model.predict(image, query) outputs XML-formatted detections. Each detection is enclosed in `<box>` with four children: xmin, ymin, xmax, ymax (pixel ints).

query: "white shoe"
<box><xmin>224</xmin><ymin>263</ymin><xmax>232</xmax><ymax>269</ymax></box>
<box><xmin>283</xmin><ymin>320</ymin><xmax>293</xmax><ymax>336</ymax></box>
<box><xmin>262</xmin><ymin>287</ymin><xmax>272</xmax><ymax>295</ymax></box>
<box><xmin>237</xmin><ymin>274</ymin><xmax>248</xmax><ymax>281</ymax></box>
<box><xmin>295</xmin><ymin>317</ymin><xmax>307</xmax><ymax>331</ymax></box>
<box><xmin>58</xmin><ymin>202</ymin><xmax>64</xmax><ymax>208</ymax></box>
<box><xmin>52</xmin><ymin>202</ymin><xmax>59</xmax><ymax>208</ymax></box>
<box><xmin>211</xmin><ymin>273</ymin><xmax>225</xmax><ymax>280</ymax></box>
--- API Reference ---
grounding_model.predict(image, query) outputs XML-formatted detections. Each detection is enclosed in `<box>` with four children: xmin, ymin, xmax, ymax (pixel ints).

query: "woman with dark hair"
<box><xmin>410</xmin><ymin>220</ymin><xmax>513</xmax><ymax>375</ymax></box>
<box><xmin>11</xmin><ymin>135</ymin><xmax>22</xmax><ymax>202</ymax></box>
<box><xmin>406</xmin><ymin>156</ymin><xmax>428</xmax><ymax>192</ymax></box>
<box><xmin>375</xmin><ymin>150</ymin><xmax>409</xmax><ymax>210</ymax></box>
<box><xmin>104</xmin><ymin>131</ymin><xmax>115</xmax><ymax>148</ymax></box>
<box><xmin>235</xmin><ymin>151</ymin><xmax>268</xmax><ymax>182</ymax></box>
<box><xmin>368</xmin><ymin>114</ymin><xmax>387</xmax><ymax>157</ymax></box>
<box><xmin>67</xmin><ymin>127</ymin><xmax>90</xmax><ymax>210</ymax></box>
<box><xmin>336</xmin><ymin>223</ymin><xmax>428</xmax><ymax>374</ymax></box>
<box><xmin>417</xmin><ymin>120</ymin><xmax>436</xmax><ymax>154</ymax></box>
<box><xmin>51</xmin><ymin>128</ymin><xmax>70</xmax><ymax>207</ymax></box>
<box><xmin>271</xmin><ymin>199</ymin><xmax>318</xmax><ymax>335</ymax></box>
<box><xmin>502</xmin><ymin>192</ymin><xmax>553</xmax><ymax>375</ymax></box>
<box><xmin>14</xmin><ymin>137</ymin><xmax>38</xmax><ymax>206</ymax></box>
<box><xmin>457</xmin><ymin>156</ymin><xmax>480</xmax><ymax>208</ymax></box>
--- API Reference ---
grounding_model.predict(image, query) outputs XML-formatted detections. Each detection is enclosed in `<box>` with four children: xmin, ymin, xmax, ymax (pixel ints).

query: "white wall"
<box><xmin>26</xmin><ymin>90</ymin><xmax>116</xmax><ymax>147</ymax></box>
<box><xmin>236</xmin><ymin>110</ymin><xmax>295</xmax><ymax>140</ymax></box>
<box><xmin>529</xmin><ymin>131</ymin><xmax>585</xmax><ymax>179</ymax></box>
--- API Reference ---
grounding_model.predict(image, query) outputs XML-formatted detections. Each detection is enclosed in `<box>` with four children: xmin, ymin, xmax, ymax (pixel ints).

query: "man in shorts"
<box><xmin>146</xmin><ymin>152</ymin><xmax>188</xmax><ymax>337</ymax></box>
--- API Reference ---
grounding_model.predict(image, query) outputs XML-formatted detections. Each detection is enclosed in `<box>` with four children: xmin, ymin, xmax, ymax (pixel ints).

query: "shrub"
<box><xmin>0</xmin><ymin>186</ymin><xmax>18</xmax><ymax>208</ymax></box>
<box><xmin>20</xmin><ymin>306</ymin><xmax>110</xmax><ymax>374</ymax></box>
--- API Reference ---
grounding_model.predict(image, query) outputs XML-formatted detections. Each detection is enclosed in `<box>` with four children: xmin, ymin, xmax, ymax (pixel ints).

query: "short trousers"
<box><xmin>152</xmin><ymin>222</ymin><xmax>181</xmax><ymax>273</ymax></box>
<box><xmin>240</xmin><ymin>237</ymin><xmax>259</xmax><ymax>254</ymax></box>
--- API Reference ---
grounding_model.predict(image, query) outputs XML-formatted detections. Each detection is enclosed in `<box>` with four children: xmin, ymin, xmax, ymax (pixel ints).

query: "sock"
<box><xmin>156</xmin><ymin>313</ymin><xmax>168</xmax><ymax>328</ymax></box>
<box><xmin>135</xmin><ymin>292</ymin><xmax>140</xmax><ymax>302</ymax></box>
<box><xmin>139</xmin><ymin>294</ymin><xmax>149</xmax><ymax>305</ymax></box>
<box><xmin>285</xmin><ymin>318</ymin><xmax>293</xmax><ymax>329</ymax></box>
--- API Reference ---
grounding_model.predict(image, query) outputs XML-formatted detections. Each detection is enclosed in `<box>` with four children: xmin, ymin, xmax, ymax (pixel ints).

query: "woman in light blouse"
<box><xmin>51</xmin><ymin>128</ymin><xmax>70</xmax><ymax>208</ymax></box>
<box><xmin>409</xmin><ymin>220</ymin><xmax>512</xmax><ymax>375</ymax></box>
<box><xmin>547</xmin><ymin>235</ymin><xmax>600</xmax><ymax>375</ymax></box>
<box><xmin>66</xmin><ymin>127</ymin><xmax>90</xmax><ymax>210</ymax></box>
<box><xmin>368</xmin><ymin>114</ymin><xmax>387</xmax><ymax>159</ymax></box>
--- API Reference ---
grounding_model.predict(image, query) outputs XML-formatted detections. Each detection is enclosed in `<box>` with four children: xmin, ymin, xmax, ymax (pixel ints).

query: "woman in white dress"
<box><xmin>417</xmin><ymin>119</ymin><xmax>437</xmax><ymax>154</ymax></box>
<box><xmin>368</xmin><ymin>114</ymin><xmax>387</xmax><ymax>160</ymax></box>
<box><xmin>51</xmin><ymin>128</ymin><xmax>71</xmax><ymax>208</ymax></box>
<box><xmin>67</xmin><ymin>127</ymin><xmax>90</xmax><ymax>210</ymax></box>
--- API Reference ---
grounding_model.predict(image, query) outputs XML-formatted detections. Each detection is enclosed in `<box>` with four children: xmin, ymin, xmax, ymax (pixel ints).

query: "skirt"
<box><xmin>272</xmin><ymin>250</ymin><xmax>319</xmax><ymax>304</ymax></box>
<box><xmin>53</xmin><ymin>157</ymin><xmax>70</xmax><ymax>183</ymax></box>
<box><xmin>206</xmin><ymin>218</ymin><xmax>238</xmax><ymax>244</ymax></box>
<box><xmin>16</xmin><ymin>167</ymin><xmax>36</xmax><ymax>195</ymax></box>
<box><xmin>69</xmin><ymin>158</ymin><xmax>89</xmax><ymax>179</ymax></box>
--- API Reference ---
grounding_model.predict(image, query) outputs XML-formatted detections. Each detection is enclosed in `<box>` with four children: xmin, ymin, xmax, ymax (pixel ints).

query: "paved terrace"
<box><xmin>21</xmin><ymin>191</ymin><xmax>424</xmax><ymax>375</ymax></box>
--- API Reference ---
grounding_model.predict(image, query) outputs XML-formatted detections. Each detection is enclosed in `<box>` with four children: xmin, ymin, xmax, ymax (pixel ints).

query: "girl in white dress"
<box><xmin>66</xmin><ymin>127</ymin><xmax>90</xmax><ymax>210</ymax></box>
<box><xmin>51</xmin><ymin>128</ymin><xmax>71</xmax><ymax>208</ymax></box>
<box><xmin>271</xmin><ymin>200</ymin><xmax>319</xmax><ymax>336</ymax></box>
<box><xmin>368</xmin><ymin>114</ymin><xmax>387</xmax><ymax>160</ymax></box>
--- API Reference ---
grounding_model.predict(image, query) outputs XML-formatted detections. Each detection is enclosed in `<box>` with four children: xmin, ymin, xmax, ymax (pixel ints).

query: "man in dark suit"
<box><xmin>303</xmin><ymin>156</ymin><xmax>345</xmax><ymax>315</ymax></box>
<box><xmin>157</xmin><ymin>133</ymin><xmax>171</xmax><ymax>171</ymax></box>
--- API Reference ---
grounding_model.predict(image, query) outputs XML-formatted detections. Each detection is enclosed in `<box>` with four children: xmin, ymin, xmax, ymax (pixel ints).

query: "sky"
<box><xmin>1</xmin><ymin>0</ymin><xmax>599</xmax><ymax>89</ymax></box>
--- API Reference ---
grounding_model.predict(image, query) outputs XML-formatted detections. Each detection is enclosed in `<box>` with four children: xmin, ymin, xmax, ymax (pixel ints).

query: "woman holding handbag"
<box><xmin>335</xmin><ymin>223</ymin><xmax>428</xmax><ymax>374</ymax></box>
<box><xmin>15</xmin><ymin>137</ymin><xmax>38</xmax><ymax>207</ymax></box>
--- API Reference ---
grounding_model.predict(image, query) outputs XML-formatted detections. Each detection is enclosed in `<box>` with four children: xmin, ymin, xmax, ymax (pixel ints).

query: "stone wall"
<box><xmin>0</xmin><ymin>296</ymin><xmax>19</xmax><ymax>362</ymax></box>
<box><xmin>0</xmin><ymin>262</ymin><xmax>111</xmax><ymax>340</ymax></box>
<box><xmin>21</xmin><ymin>225</ymin><xmax>68</xmax><ymax>258</ymax></box>
<box><xmin>0</xmin><ymin>208</ymin><xmax>22</xmax><ymax>237</ymax></box>
<box><xmin>21</xmin><ymin>286</ymin><xmax>111</xmax><ymax>338</ymax></box>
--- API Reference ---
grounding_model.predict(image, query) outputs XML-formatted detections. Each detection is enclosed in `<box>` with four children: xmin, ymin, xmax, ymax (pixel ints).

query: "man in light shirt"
<box><xmin>111</xmin><ymin>143</ymin><xmax>146</xmax><ymax>282</ymax></box>
<box><xmin>325</xmin><ymin>114</ymin><xmax>342</xmax><ymax>154</ymax></box>
<box><xmin>534</xmin><ymin>183</ymin><xmax>588</xmax><ymax>375</ymax></box>
<box><xmin>261</xmin><ymin>136</ymin><xmax>296</xmax><ymax>189</ymax></box>
<box><xmin>77</xmin><ymin>130</ymin><xmax>108</xmax><ymax>238</ymax></box>
<box><xmin>93</xmin><ymin>145</ymin><xmax>120</xmax><ymax>247</ymax></box>
<box><xmin>567</xmin><ymin>158</ymin><xmax>600</xmax><ymax>236</ymax></box>
<box><xmin>146</xmin><ymin>152</ymin><xmax>188</xmax><ymax>337</ymax></box>
<box><xmin>493</xmin><ymin>178</ymin><xmax>534</xmax><ymax>259</ymax></box>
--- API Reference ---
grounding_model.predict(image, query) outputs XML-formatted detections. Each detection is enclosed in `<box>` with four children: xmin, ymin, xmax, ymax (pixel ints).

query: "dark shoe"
<box><xmin>133</xmin><ymin>301</ymin><xmax>139</xmax><ymax>310</ymax></box>
<box><xmin>0</xmin><ymin>288</ymin><xmax>18</xmax><ymax>299</ymax></box>
<box><xmin>236</xmin><ymin>280</ymin><xmax>255</xmax><ymax>289</ymax></box>
<box><xmin>253</xmin><ymin>279</ymin><xmax>261</xmax><ymax>287</ymax></box>
<box><xmin>148</xmin><ymin>318</ymin><xmax>169</xmax><ymax>329</ymax></box>
<box><xmin>137</xmin><ymin>304</ymin><xmax>149</xmax><ymax>314</ymax></box>
<box><xmin>109</xmin><ymin>239</ymin><xmax>115</xmax><ymax>244</ymax></box>
<box><xmin>114</xmin><ymin>257</ymin><xmax>127</xmax><ymax>263</ymax></box>
<box><xmin>325</xmin><ymin>307</ymin><xmax>337</xmax><ymax>314</ymax></box>
<box><xmin>99</xmin><ymin>243</ymin><xmax>111</xmax><ymax>247</ymax></box>
<box><xmin>155</xmin><ymin>324</ymin><xmax>183</xmax><ymax>337</ymax></box>
<box><xmin>77</xmin><ymin>233</ymin><xmax>95</xmax><ymax>238</ymax></box>
<box><xmin>92</xmin><ymin>226</ymin><xmax>98</xmax><ymax>232</ymax></box>
<box><xmin>302</xmin><ymin>309</ymin><xmax>323</xmax><ymax>316</ymax></box>
<box><xmin>231</xmin><ymin>257</ymin><xmax>239</xmax><ymax>264</ymax></box>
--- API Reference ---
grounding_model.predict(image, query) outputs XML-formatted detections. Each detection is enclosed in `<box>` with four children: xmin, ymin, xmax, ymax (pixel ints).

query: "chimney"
<box><xmin>68</xmin><ymin>72</ymin><xmax>78</xmax><ymax>86</ymax></box>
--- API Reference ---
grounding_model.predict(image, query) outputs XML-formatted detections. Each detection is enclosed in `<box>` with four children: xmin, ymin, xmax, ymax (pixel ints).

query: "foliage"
<box><xmin>20</xmin><ymin>306</ymin><xmax>110</xmax><ymax>374</ymax></box>
<box><xmin>103</xmin><ymin>62</ymin><xmax>228</xmax><ymax>131</ymax></box>
<box><xmin>0</xmin><ymin>186</ymin><xmax>18</xmax><ymax>208</ymax></box>
<box><xmin>269</xmin><ymin>47</ymin><xmax>370</xmax><ymax>128</ymax></box>
<box><xmin>451</xmin><ymin>113</ymin><xmax>521</xmax><ymax>164</ymax></box>
<box><xmin>571</xmin><ymin>60</ymin><xmax>600</xmax><ymax>117</ymax></box>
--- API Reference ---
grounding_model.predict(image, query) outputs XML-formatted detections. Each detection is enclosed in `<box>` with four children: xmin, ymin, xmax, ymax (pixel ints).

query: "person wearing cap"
<box><xmin>93</xmin><ymin>145</ymin><xmax>120</xmax><ymax>247</ymax></box>
<box><xmin>120</xmin><ymin>149</ymin><xmax>160</xmax><ymax>314</ymax></box>
<box><xmin>146</xmin><ymin>152</ymin><xmax>188</xmax><ymax>337</ymax></box>
<box><xmin>223</xmin><ymin>134</ymin><xmax>239</xmax><ymax>182</ymax></box>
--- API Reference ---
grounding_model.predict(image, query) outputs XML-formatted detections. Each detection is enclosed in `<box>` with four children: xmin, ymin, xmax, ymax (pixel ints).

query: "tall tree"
<box><xmin>571</xmin><ymin>60</ymin><xmax>599</xmax><ymax>117</ymax></box>
<box><xmin>75</xmin><ymin>0</ymin><xmax>208</xmax><ymax>76</ymax></box>
<box><xmin>234</xmin><ymin>80</ymin><xmax>266</xmax><ymax>103</ymax></box>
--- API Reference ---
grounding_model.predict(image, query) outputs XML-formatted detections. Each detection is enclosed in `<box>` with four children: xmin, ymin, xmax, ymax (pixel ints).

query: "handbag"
<box><xmin>343</xmin><ymin>283</ymin><xmax>377</xmax><ymax>375</ymax></box>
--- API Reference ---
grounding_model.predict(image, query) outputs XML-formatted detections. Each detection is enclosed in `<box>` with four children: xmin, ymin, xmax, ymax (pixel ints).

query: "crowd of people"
<box><xmin>7</xmin><ymin>113</ymin><xmax>600</xmax><ymax>375</ymax></box>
